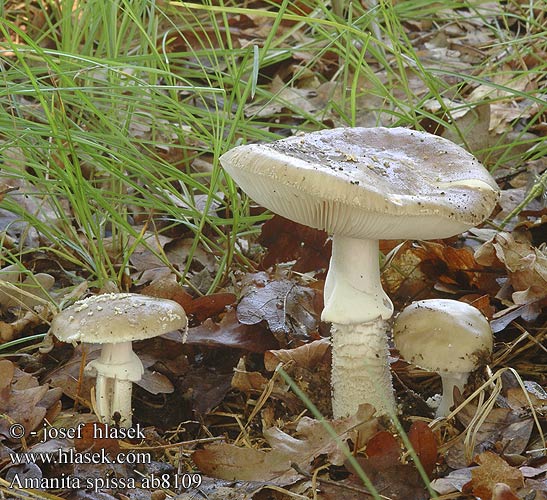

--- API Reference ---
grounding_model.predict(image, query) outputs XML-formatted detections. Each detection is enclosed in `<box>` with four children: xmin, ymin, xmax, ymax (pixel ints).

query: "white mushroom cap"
<box><xmin>50</xmin><ymin>292</ymin><xmax>188</xmax><ymax>344</ymax></box>
<box><xmin>393</xmin><ymin>299</ymin><xmax>493</xmax><ymax>374</ymax></box>
<box><xmin>220</xmin><ymin>127</ymin><xmax>499</xmax><ymax>240</ymax></box>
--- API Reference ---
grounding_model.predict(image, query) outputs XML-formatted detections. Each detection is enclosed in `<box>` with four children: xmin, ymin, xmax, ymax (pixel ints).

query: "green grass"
<box><xmin>1</xmin><ymin>0</ymin><xmax>544</xmax><ymax>296</ymax></box>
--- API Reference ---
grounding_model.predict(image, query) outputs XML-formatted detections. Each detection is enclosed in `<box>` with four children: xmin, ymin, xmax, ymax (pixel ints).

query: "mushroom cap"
<box><xmin>392</xmin><ymin>299</ymin><xmax>493</xmax><ymax>373</ymax></box>
<box><xmin>220</xmin><ymin>127</ymin><xmax>499</xmax><ymax>240</ymax></box>
<box><xmin>50</xmin><ymin>293</ymin><xmax>187</xmax><ymax>344</ymax></box>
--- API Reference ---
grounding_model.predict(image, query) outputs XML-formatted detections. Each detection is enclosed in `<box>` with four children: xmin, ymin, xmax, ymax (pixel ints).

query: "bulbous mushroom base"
<box><xmin>331</xmin><ymin>319</ymin><xmax>395</xmax><ymax>418</ymax></box>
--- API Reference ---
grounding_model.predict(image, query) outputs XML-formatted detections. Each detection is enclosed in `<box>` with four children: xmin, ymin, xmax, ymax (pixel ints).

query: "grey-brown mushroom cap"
<box><xmin>220</xmin><ymin>127</ymin><xmax>499</xmax><ymax>240</ymax></box>
<box><xmin>50</xmin><ymin>293</ymin><xmax>188</xmax><ymax>344</ymax></box>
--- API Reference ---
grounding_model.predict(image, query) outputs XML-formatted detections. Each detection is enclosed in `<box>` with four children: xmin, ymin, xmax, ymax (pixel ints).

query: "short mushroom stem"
<box><xmin>436</xmin><ymin>372</ymin><xmax>469</xmax><ymax>417</ymax></box>
<box><xmin>323</xmin><ymin>236</ymin><xmax>395</xmax><ymax>418</ymax></box>
<box><xmin>331</xmin><ymin>320</ymin><xmax>395</xmax><ymax>418</ymax></box>
<box><xmin>86</xmin><ymin>341</ymin><xmax>144</xmax><ymax>427</ymax></box>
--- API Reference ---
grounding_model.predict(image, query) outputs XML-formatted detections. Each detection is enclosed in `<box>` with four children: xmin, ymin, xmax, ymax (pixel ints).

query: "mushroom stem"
<box><xmin>331</xmin><ymin>320</ymin><xmax>395</xmax><ymax>418</ymax></box>
<box><xmin>95</xmin><ymin>373</ymin><xmax>113</xmax><ymax>424</ymax></box>
<box><xmin>322</xmin><ymin>236</ymin><xmax>393</xmax><ymax>325</ymax></box>
<box><xmin>86</xmin><ymin>341</ymin><xmax>144</xmax><ymax>427</ymax></box>
<box><xmin>323</xmin><ymin>236</ymin><xmax>395</xmax><ymax>417</ymax></box>
<box><xmin>111</xmin><ymin>379</ymin><xmax>135</xmax><ymax>427</ymax></box>
<box><xmin>437</xmin><ymin>372</ymin><xmax>469</xmax><ymax>417</ymax></box>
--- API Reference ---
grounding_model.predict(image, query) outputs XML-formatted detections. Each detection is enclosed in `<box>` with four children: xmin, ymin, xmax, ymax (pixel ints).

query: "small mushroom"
<box><xmin>50</xmin><ymin>293</ymin><xmax>187</xmax><ymax>427</ymax></box>
<box><xmin>393</xmin><ymin>298</ymin><xmax>493</xmax><ymax>417</ymax></box>
<box><xmin>221</xmin><ymin>127</ymin><xmax>499</xmax><ymax>418</ymax></box>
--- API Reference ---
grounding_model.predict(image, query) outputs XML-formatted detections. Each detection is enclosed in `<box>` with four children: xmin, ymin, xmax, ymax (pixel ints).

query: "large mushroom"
<box><xmin>50</xmin><ymin>293</ymin><xmax>187</xmax><ymax>427</ymax></box>
<box><xmin>220</xmin><ymin>127</ymin><xmax>499</xmax><ymax>418</ymax></box>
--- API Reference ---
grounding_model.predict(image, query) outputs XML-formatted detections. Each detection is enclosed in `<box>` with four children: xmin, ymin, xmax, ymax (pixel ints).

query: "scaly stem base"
<box><xmin>331</xmin><ymin>319</ymin><xmax>395</xmax><ymax>418</ymax></box>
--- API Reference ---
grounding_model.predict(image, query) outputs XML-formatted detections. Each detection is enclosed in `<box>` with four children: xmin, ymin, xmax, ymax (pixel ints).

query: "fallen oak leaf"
<box><xmin>181</xmin><ymin>309</ymin><xmax>278</xmax><ymax>353</ymax></box>
<box><xmin>258</xmin><ymin>215</ymin><xmax>331</xmax><ymax>273</ymax></box>
<box><xmin>0</xmin><ymin>359</ymin><xmax>62</xmax><ymax>440</ymax></box>
<box><xmin>475</xmin><ymin>230</ymin><xmax>547</xmax><ymax>308</ymax></box>
<box><xmin>266</xmin><ymin>404</ymin><xmax>378</xmax><ymax>470</ymax></box>
<box><xmin>236</xmin><ymin>272</ymin><xmax>319</xmax><ymax>342</ymax></box>
<box><xmin>346</xmin><ymin>430</ymin><xmax>430</xmax><ymax>500</ymax></box>
<box><xmin>192</xmin><ymin>442</ymin><xmax>300</xmax><ymax>484</ymax></box>
<box><xmin>231</xmin><ymin>358</ymin><xmax>302</xmax><ymax>412</ymax></box>
<box><xmin>0</xmin><ymin>307</ymin><xmax>48</xmax><ymax>342</ymax></box>
<box><xmin>465</xmin><ymin>451</ymin><xmax>524</xmax><ymax>500</ymax></box>
<box><xmin>74</xmin><ymin>422</ymin><xmax>121</xmax><ymax>458</ymax></box>
<box><xmin>264</xmin><ymin>337</ymin><xmax>330</xmax><ymax>371</ymax></box>
<box><xmin>362</xmin><ymin>430</ymin><xmax>400</xmax><ymax>464</ymax></box>
<box><xmin>264</xmin><ymin>338</ymin><xmax>332</xmax><ymax>415</ymax></box>
<box><xmin>193</xmin><ymin>404</ymin><xmax>378</xmax><ymax>485</ymax></box>
<box><xmin>415</xmin><ymin>240</ymin><xmax>486</xmax><ymax>289</ymax></box>
<box><xmin>491</xmin><ymin>482</ymin><xmax>520</xmax><ymax>500</ymax></box>
<box><xmin>408</xmin><ymin>420</ymin><xmax>438</xmax><ymax>477</ymax></box>
<box><xmin>184</xmin><ymin>292</ymin><xmax>236</xmax><ymax>322</ymax></box>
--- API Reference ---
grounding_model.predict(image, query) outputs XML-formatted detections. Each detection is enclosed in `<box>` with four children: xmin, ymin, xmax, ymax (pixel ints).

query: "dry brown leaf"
<box><xmin>137</xmin><ymin>370</ymin><xmax>174</xmax><ymax>395</ymax></box>
<box><xmin>184</xmin><ymin>292</ymin><xmax>236</xmax><ymax>322</ymax></box>
<box><xmin>415</xmin><ymin>240</ymin><xmax>488</xmax><ymax>289</ymax></box>
<box><xmin>446</xmin><ymin>405</ymin><xmax>533</xmax><ymax>469</ymax></box>
<box><xmin>74</xmin><ymin>422</ymin><xmax>121</xmax><ymax>458</ymax></box>
<box><xmin>264</xmin><ymin>337</ymin><xmax>330</xmax><ymax>371</ymax></box>
<box><xmin>231</xmin><ymin>359</ymin><xmax>270</xmax><ymax>393</ymax></box>
<box><xmin>237</xmin><ymin>272</ymin><xmax>319</xmax><ymax>342</ymax></box>
<box><xmin>193</xmin><ymin>404</ymin><xmax>378</xmax><ymax>485</ymax></box>
<box><xmin>382</xmin><ymin>240</ymin><xmax>430</xmax><ymax>303</ymax></box>
<box><xmin>0</xmin><ymin>359</ymin><xmax>62</xmax><ymax>440</ymax></box>
<box><xmin>430</xmin><ymin>467</ymin><xmax>474</xmax><ymax>495</ymax></box>
<box><xmin>231</xmin><ymin>358</ymin><xmax>307</xmax><ymax>412</ymax></box>
<box><xmin>382</xmin><ymin>239</ymin><xmax>495</xmax><ymax>308</ymax></box>
<box><xmin>184</xmin><ymin>310</ymin><xmax>278</xmax><ymax>353</ymax></box>
<box><xmin>346</xmin><ymin>430</ymin><xmax>430</xmax><ymax>500</ymax></box>
<box><xmin>504</xmin><ymin>382</ymin><xmax>547</xmax><ymax>411</ymax></box>
<box><xmin>267</xmin><ymin>404</ymin><xmax>378</xmax><ymax>469</ymax></box>
<box><xmin>139</xmin><ymin>272</ymin><xmax>194</xmax><ymax>310</ymax></box>
<box><xmin>468</xmin><ymin>68</ymin><xmax>538</xmax><ymax>102</ymax></box>
<box><xmin>0</xmin><ymin>308</ymin><xmax>48</xmax><ymax>342</ymax></box>
<box><xmin>491</xmin><ymin>482</ymin><xmax>520</xmax><ymax>500</ymax></box>
<box><xmin>258</xmin><ymin>215</ymin><xmax>331</xmax><ymax>273</ymax></box>
<box><xmin>192</xmin><ymin>441</ymin><xmax>300</xmax><ymax>484</ymax></box>
<box><xmin>467</xmin><ymin>452</ymin><xmax>523</xmax><ymax>500</ymax></box>
<box><xmin>263</xmin><ymin>338</ymin><xmax>332</xmax><ymax>414</ymax></box>
<box><xmin>124</xmin><ymin>231</ymin><xmax>173</xmax><ymax>273</ymax></box>
<box><xmin>0</xmin><ymin>268</ymin><xmax>54</xmax><ymax>311</ymax></box>
<box><xmin>475</xmin><ymin>230</ymin><xmax>547</xmax><ymax>307</ymax></box>
<box><xmin>408</xmin><ymin>421</ymin><xmax>438</xmax><ymax>477</ymax></box>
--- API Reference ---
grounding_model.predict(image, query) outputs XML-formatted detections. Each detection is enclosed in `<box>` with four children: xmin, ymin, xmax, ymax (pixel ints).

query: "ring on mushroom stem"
<box><xmin>220</xmin><ymin>126</ymin><xmax>499</xmax><ymax>418</ymax></box>
<box><xmin>393</xmin><ymin>298</ymin><xmax>493</xmax><ymax>418</ymax></box>
<box><xmin>50</xmin><ymin>293</ymin><xmax>187</xmax><ymax>427</ymax></box>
